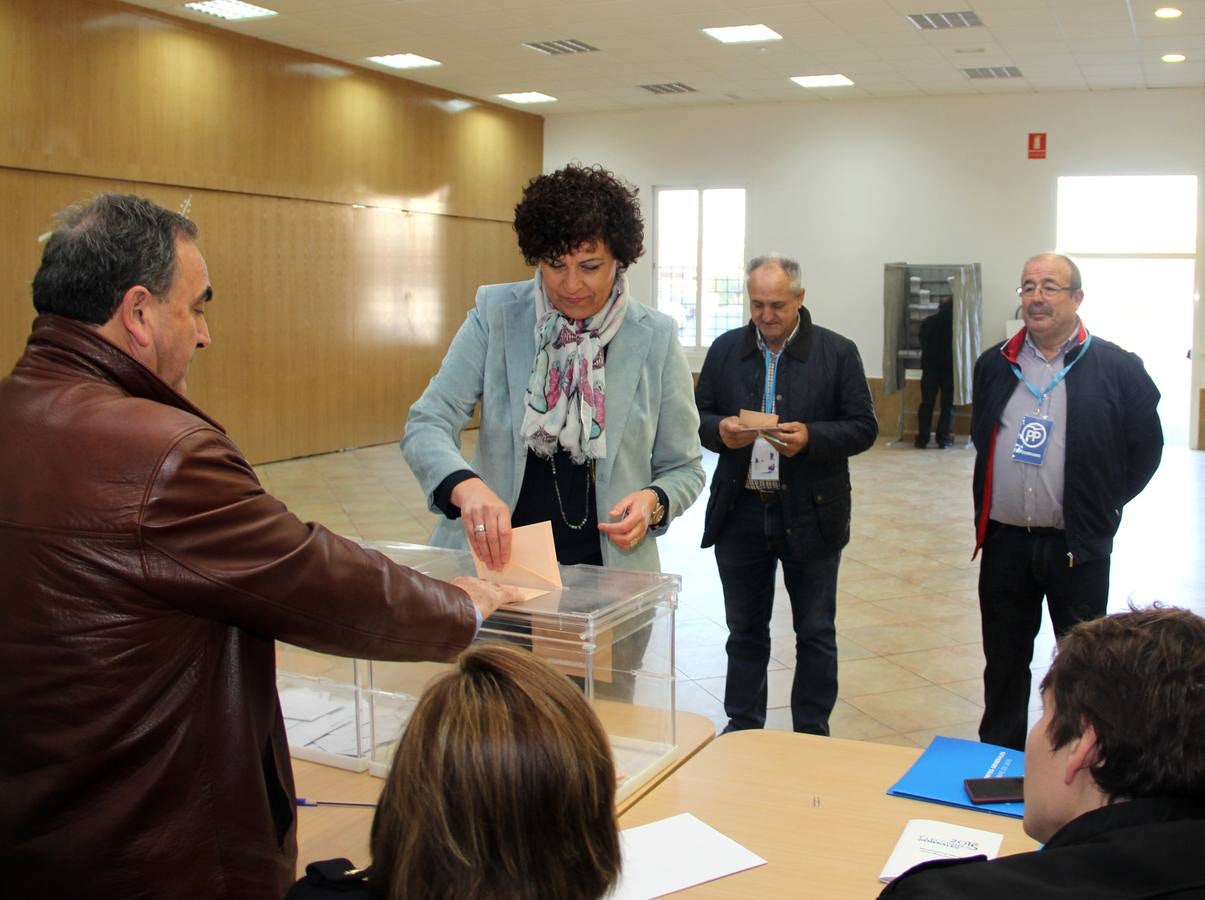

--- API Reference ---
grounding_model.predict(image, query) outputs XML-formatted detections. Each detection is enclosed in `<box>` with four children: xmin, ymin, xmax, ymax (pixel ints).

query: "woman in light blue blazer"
<box><xmin>402</xmin><ymin>164</ymin><xmax>704</xmax><ymax>576</ymax></box>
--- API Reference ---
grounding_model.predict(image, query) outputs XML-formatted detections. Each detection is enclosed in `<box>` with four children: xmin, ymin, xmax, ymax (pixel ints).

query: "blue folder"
<box><xmin>887</xmin><ymin>735</ymin><xmax>1026</xmax><ymax>819</ymax></box>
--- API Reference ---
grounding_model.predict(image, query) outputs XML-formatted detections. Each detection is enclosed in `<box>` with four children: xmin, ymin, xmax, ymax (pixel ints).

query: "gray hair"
<box><xmin>1025</xmin><ymin>252</ymin><xmax>1082</xmax><ymax>292</ymax></box>
<box><xmin>32</xmin><ymin>193</ymin><xmax>199</xmax><ymax>325</ymax></box>
<box><xmin>746</xmin><ymin>255</ymin><xmax>803</xmax><ymax>293</ymax></box>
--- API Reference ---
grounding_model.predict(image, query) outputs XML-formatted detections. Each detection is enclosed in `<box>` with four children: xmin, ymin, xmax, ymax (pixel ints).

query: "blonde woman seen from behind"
<box><xmin>288</xmin><ymin>642</ymin><xmax>622</xmax><ymax>900</ymax></box>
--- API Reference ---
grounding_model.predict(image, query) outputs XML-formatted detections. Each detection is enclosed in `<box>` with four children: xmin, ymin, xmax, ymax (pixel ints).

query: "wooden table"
<box><xmin>291</xmin><ymin>709</ymin><xmax>717</xmax><ymax>874</ymax></box>
<box><xmin>617</xmin><ymin>730</ymin><xmax>1039</xmax><ymax>898</ymax></box>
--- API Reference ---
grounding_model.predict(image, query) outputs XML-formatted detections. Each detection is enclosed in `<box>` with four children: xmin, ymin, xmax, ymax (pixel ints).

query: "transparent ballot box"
<box><xmin>276</xmin><ymin>541</ymin><xmax>680</xmax><ymax>804</ymax></box>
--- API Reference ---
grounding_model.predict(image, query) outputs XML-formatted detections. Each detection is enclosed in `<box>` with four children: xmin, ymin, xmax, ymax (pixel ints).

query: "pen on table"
<box><xmin>296</xmin><ymin>797</ymin><xmax>377</xmax><ymax>808</ymax></box>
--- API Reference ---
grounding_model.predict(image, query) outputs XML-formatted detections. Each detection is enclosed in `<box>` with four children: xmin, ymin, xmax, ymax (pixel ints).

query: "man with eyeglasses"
<box><xmin>970</xmin><ymin>252</ymin><xmax>1162</xmax><ymax>751</ymax></box>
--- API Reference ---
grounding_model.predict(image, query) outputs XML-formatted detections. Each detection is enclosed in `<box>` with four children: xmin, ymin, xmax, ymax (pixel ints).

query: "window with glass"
<box><xmin>653</xmin><ymin>187</ymin><xmax>746</xmax><ymax>349</ymax></box>
<box><xmin>1056</xmin><ymin>175</ymin><xmax>1198</xmax><ymax>446</ymax></box>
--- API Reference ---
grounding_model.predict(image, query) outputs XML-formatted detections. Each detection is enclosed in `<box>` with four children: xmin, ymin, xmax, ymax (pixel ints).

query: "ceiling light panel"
<box><xmin>1162</xmin><ymin>53</ymin><xmax>1186</xmax><ymax>62</ymax></box>
<box><xmin>907</xmin><ymin>11</ymin><xmax>983</xmax><ymax>30</ymax></box>
<box><xmin>367</xmin><ymin>53</ymin><xmax>441</xmax><ymax>69</ymax></box>
<box><xmin>522</xmin><ymin>39</ymin><xmax>599</xmax><ymax>55</ymax></box>
<box><xmin>703</xmin><ymin>24</ymin><xmax>783</xmax><ymax>44</ymax></box>
<box><xmin>1154</xmin><ymin>8</ymin><xmax>1182</xmax><ymax>19</ymax></box>
<box><xmin>791</xmin><ymin>74</ymin><xmax>855</xmax><ymax>87</ymax></box>
<box><xmin>182</xmin><ymin>1</ymin><xmax>277</xmax><ymax>20</ymax></box>
<box><xmin>496</xmin><ymin>92</ymin><xmax>557</xmax><ymax>104</ymax></box>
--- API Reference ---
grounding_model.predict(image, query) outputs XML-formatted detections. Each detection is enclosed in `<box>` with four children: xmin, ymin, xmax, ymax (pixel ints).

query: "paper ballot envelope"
<box><xmin>471</xmin><ymin>521</ymin><xmax>612</xmax><ymax>681</ymax></box>
<box><xmin>736</xmin><ymin>408</ymin><xmax>782</xmax><ymax>435</ymax></box>
<box><xmin>471</xmin><ymin>520</ymin><xmax>561</xmax><ymax>599</ymax></box>
<box><xmin>738</xmin><ymin>408</ymin><xmax>779</xmax><ymax>428</ymax></box>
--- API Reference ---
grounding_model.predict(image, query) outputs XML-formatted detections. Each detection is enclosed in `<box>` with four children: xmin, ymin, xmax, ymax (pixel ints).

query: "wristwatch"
<box><xmin>646</xmin><ymin>488</ymin><xmax>666</xmax><ymax>527</ymax></box>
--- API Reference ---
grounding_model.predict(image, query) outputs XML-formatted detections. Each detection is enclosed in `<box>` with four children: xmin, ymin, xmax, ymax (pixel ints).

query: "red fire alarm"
<box><xmin>1028</xmin><ymin>132</ymin><xmax>1047</xmax><ymax>159</ymax></box>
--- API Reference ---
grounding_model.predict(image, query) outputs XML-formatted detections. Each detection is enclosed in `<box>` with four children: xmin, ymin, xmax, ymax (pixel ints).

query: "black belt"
<box><xmin>991</xmin><ymin>520</ymin><xmax>1062</xmax><ymax>537</ymax></box>
<box><xmin>748</xmin><ymin>488</ymin><xmax>783</xmax><ymax>504</ymax></box>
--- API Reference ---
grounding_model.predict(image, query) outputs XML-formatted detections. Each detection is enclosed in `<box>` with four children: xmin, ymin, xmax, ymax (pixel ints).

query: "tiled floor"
<box><xmin>257</xmin><ymin>435</ymin><xmax>1205</xmax><ymax>748</ymax></box>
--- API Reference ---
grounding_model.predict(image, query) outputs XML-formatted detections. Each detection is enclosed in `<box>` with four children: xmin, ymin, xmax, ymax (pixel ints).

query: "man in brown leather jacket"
<box><xmin>0</xmin><ymin>194</ymin><xmax>517</xmax><ymax>899</ymax></box>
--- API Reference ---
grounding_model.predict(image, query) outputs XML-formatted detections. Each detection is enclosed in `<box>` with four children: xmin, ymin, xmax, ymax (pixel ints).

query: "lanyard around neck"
<box><xmin>761</xmin><ymin>346</ymin><xmax>783</xmax><ymax>414</ymax></box>
<box><xmin>1010</xmin><ymin>333</ymin><xmax>1092</xmax><ymax>405</ymax></box>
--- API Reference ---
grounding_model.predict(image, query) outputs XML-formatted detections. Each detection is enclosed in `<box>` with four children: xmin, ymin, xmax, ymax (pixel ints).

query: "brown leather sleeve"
<box><xmin>137</xmin><ymin>426</ymin><xmax>476</xmax><ymax>661</ymax></box>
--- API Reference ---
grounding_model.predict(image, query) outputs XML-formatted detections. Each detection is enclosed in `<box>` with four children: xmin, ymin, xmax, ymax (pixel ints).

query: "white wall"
<box><xmin>544</xmin><ymin>88</ymin><xmax>1205</xmax><ymax>442</ymax></box>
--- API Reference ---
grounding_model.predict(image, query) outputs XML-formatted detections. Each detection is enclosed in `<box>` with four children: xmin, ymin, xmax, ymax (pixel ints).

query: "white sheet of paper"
<box><xmin>879</xmin><ymin>818</ymin><xmax>1004</xmax><ymax>883</ymax></box>
<box><xmin>279</xmin><ymin>686</ymin><xmax>343</xmax><ymax>723</ymax></box>
<box><xmin>607</xmin><ymin>813</ymin><xmax>767</xmax><ymax>899</ymax></box>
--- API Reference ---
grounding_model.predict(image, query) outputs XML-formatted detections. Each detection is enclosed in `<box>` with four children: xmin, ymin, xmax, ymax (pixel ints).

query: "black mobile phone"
<box><xmin>963</xmin><ymin>776</ymin><xmax>1024</xmax><ymax>804</ymax></box>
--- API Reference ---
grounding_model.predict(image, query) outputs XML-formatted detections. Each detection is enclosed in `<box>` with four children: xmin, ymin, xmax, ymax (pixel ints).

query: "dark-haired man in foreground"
<box><xmin>881</xmin><ymin>606</ymin><xmax>1205</xmax><ymax>898</ymax></box>
<box><xmin>0</xmin><ymin>194</ymin><xmax>518</xmax><ymax>900</ymax></box>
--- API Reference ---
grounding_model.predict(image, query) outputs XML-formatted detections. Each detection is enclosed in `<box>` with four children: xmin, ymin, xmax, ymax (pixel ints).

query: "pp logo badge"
<box><xmin>1012</xmin><ymin>415</ymin><xmax>1053</xmax><ymax>466</ymax></box>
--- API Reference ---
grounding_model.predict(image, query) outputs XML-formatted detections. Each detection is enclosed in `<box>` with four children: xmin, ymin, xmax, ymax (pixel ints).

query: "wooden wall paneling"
<box><xmin>3</xmin><ymin>0</ymin><xmax>543</xmax><ymax>221</ymax></box>
<box><xmin>348</xmin><ymin>210</ymin><xmax>533</xmax><ymax>449</ymax></box>
<box><xmin>184</xmin><ymin>191</ymin><xmax>358</xmax><ymax>463</ymax></box>
<box><xmin>0</xmin><ymin>169</ymin><xmax>139</xmax><ymax>373</ymax></box>
<box><xmin>3</xmin><ymin>0</ymin><xmax>546</xmax><ymax>463</ymax></box>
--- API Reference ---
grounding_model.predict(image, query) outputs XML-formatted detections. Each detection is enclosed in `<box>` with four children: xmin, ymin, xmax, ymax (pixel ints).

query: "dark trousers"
<box><xmin>977</xmin><ymin>521</ymin><xmax>1110</xmax><ymax>750</ymax></box>
<box><xmin>715</xmin><ymin>490</ymin><xmax>840</xmax><ymax>735</ymax></box>
<box><xmin>916</xmin><ymin>367</ymin><xmax>954</xmax><ymax>444</ymax></box>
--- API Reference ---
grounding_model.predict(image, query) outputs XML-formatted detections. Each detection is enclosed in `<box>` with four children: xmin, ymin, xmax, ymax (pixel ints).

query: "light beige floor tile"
<box><xmin>904</xmin><ymin>719</ymin><xmax>983</xmax><ymax>747</ymax></box>
<box><xmin>829</xmin><ymin>699</ymin><xmax>898</xmax><ymax>741</ymax></box>
<box><xmin>837</xmin><ymin>656</ymin><xmax>930</xmax><ymax>697</ymax></box>
<box><xmin>836</xmin><ymin>601</ymin><xmax>919</xmax><ymax>630</ymax></box>
<box><xmin>844</xmin><ymin>685</ymin><xmax>985</xmax><ymax>734</ymax></box>
<box><xmin>842</xmin><ymin>575</ymin><xmax>931</xmax><ymax>602</ymax></box>
<box><xmin>835</xmin><ymin>634</ymin><xmax>877</xmax><ymax>661</ymax></box>
<box><xmin>885</xmin><ymin>644</ymin><xmax>985</xmax><ymax>684</ymax></box>
<box><xmin>941</xmin><ymin>677</ymin><xmax>985</xmax><ymax>707</ymax></box>
<box><xmin>839</xmin><ymin>622</ymin><xmax>962</xmax><ymax>656</ymax></box>
<box><xmin>925</xmin><ymin>611</ymin><xmax>985</xmax><ymax>644</ymax></box>
<box><xmin>873</xmin><ymin>592</ymin><xmax>977</xmax><ymax>618</ymax></box>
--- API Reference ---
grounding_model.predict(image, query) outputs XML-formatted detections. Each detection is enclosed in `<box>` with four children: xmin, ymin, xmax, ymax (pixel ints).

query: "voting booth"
<box><xmin>277</xmin><ymin>541</ymin><xmax>680</xmax><ymax>804</ymax></box>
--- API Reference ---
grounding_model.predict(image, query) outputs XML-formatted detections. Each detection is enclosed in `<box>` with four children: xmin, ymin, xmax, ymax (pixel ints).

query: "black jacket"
<box><xmin>919</xmin><ymin>301</ymin><xmax>953</xmax><ymax>372</ymax></box>
<box><xmin>879</xmin><ymin>796</ymin><xmax>1205</xmax><ymax>899</ymax></box>
<box><xmin>695</xmin><ymin>311</ymin><xmax>878</xmax><ymax>555</ymax></box>
<box><xmin>971</xmin><ymin>325</ymin><xmax>1162</xmax><ymax>564</ymax></box>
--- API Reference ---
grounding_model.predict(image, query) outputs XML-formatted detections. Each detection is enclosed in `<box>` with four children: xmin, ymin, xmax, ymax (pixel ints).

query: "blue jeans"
<box><xmin>715</xmin><ymin>490</ymin><xmax>840</xmax><ymax>735</ymax></box>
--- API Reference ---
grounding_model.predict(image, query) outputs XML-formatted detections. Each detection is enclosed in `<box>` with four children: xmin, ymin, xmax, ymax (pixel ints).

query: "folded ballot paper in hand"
<box><xmin>887</xmin><ymin>735</ymin><xmax>1025</xmax><ymax>819</ymax></box>
<box><xmin>471</xmin><ymin>521</ymin><xmax>562</xmax><ymax>600</ymax></box>
<box><xmin>879</xmin><ymin>819</ymin><xmax>1004</xmax><ymax>883</ymax></box>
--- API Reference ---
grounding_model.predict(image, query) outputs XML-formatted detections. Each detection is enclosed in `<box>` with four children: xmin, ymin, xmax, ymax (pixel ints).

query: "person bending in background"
<box><xmin>882</xmin><ymin>606</ymin><xmax>1205</xmax><ymax>898</ymax></box>
<box><xmin>914</xmin><ymin>296</ymin><xmax>954</xmax><ymax>448</ymax></box>
<box><xmin>288</xmin><ymin>642</ymin><xmax>623</xmax><ymax>900</ymax></box>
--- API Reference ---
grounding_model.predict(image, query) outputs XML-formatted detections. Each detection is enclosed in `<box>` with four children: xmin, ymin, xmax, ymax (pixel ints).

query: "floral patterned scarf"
<box><xmin>521</xmin><ymin>269</ymin><xmax>628</xmax><ymax>463</ymax></box>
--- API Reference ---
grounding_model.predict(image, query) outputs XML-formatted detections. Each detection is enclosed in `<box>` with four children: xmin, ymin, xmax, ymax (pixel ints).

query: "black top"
<box><xmin>432</xmin><ymin>449</ymin><xmax>602</xmax><ymax>566</ymax></box>
<box><xmin>513</xmin><ymin>447</ymin><xmax>602</xmax><ymax>566</ymax></box>
<box><xmin>879</xmin><ymin>796</ymin><xmax>1205</xmax><ymax>899</ymax></box>
<box><xmin>919</xmin><ymin>300</ymin><xmax>953</xmax><ymax>372</ymax></box>
<box><xmin>284</xmin><ymin>859</ymin><xmax>379</xmax><ymax>899</ymax></box>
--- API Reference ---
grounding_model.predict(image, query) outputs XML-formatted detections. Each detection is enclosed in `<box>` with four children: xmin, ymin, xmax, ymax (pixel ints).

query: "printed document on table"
<box><xmin>879</xmin><ymin>818</ymin><xmax>1004</xmax><ymax>883</ymax></box>
<box><xmin>607</xmin><ymin>813</ymin><xmax>766</xmax><ymax>899</ymax></box>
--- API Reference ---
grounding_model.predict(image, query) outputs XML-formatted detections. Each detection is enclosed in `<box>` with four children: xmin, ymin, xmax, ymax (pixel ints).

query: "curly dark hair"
<box><xmin>513</xmin><ymin>164</ymin><xmax>644</xmax><ymax>269</ymax></box>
